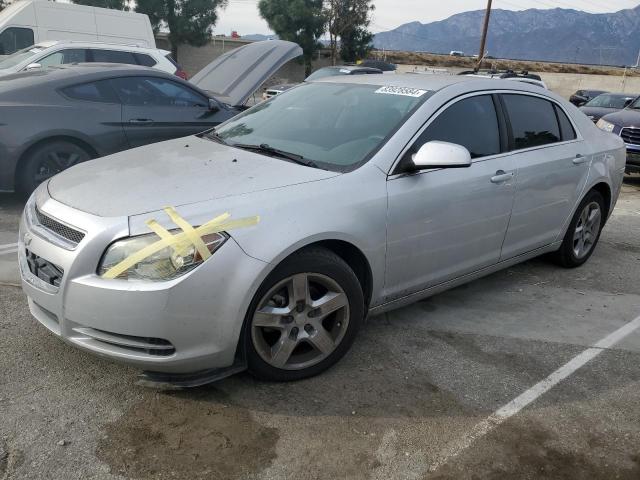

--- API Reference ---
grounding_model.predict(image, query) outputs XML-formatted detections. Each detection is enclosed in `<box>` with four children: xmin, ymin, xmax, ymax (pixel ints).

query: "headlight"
<box><xmin>596</xmin><ymin>119</ymin><xmax>616</xmax><ymax>132</ymax></box>
<box><xmin>98</xmin><ymin>231</ymin><xmax>228</xmax><ymax>281</ymax></box>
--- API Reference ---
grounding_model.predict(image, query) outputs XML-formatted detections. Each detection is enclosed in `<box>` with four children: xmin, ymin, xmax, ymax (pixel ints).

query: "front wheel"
<box><xmin>245</xmin><ymin>248</ymin><xmax>364</xmax><ymax>381</ymax></box>
<box><xmin>553</xmin><ymin>190</ymin><xmax>606</xmax><ymax>268</ymax></box>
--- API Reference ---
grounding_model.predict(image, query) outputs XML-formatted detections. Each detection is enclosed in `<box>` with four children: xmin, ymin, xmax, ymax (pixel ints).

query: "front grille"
<box><xmin>35</xmin><ymin>207</ymin><xmax>85</xmax><ymax>245</ymax></box>
<box><xmin>25</xmin><ymin>248</ymin><xmax>64</xmax><ymax>287</ymax></box>
<box><xmin>73</xmin><ymin>327</ymin><xmax>176</xmax><ymax>357</ymax></box>
<box><xmin>620</xmin><ymin>127</ymin><xmax>640</xmax><ymax>146</ymax></box>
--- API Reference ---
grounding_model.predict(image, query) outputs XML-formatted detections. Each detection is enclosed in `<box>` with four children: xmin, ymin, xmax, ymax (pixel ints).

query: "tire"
<box><xmin>17</xmin><ymin>140</ymin><xmax>93</xmax><ymax>195</ymax></box>
<box><xmin>553</xmin><ymin>190</ymin><xmax>606</xmax><ymax>268</ymax></box>
<box><xmin>244</xmin><ymin>247</ymin><xmax>365</xmax><ymax>381</ymax></box>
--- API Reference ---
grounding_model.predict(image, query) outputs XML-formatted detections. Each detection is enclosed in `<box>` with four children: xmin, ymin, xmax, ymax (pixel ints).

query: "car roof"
<box><xmin>32</xmin><ymin>40</ymin><xmax>169</xmax><ymax>55</ymax></box>
<box><xmin>0</xmin><ymin>63</ymin><xmax>169</xmax><ymax>94</ymax></box>
<box><xmin>312</xmin><ymin>73</ymin><xmax>563</xmax><ymax>97</ymax></box>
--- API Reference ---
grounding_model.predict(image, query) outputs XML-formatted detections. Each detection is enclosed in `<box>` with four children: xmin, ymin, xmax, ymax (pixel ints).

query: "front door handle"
<box><xmin>572</xmin><ymin>154</ymin><xmax>589</xmax><ymax>165</ymax></box>
<box><xmin>129</xmin><ymin>118</ymin><xmax>154</xmax><ymax>124</ymax></box>
<box><xmin>490</xmin><ymin>170</ymin><xmax>514</xmax><ymax>184</ymax></box>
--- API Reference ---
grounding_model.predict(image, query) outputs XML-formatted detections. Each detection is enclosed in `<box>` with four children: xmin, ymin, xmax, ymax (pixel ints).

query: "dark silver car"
<box><xmin>0</xmin><ymin>40</ymin><xmax>302</xmax><ymax>194</ymax></box>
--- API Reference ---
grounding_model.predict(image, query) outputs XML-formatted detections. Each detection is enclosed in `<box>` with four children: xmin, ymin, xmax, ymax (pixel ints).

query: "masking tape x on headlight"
<box><xmin>101</xmin><ymin>206</ymin><xmax>260</xmax><ymax>279</ymax></box>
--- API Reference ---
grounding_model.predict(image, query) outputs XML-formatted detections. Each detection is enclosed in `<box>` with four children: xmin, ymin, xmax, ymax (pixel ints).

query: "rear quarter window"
<box><xmin>555</xmin><ymin>105</ymin><xmax>577</xmax><ymax>141</ymax></box>
<box><xmin>134</xmin><ymin>53</ymin><xmax>157</xmax><ymax>67</ymax></box>
<box><xmin>61</xmin><ymin>80</ymin><xmax>119</xmax><ymax>103</ymax></box>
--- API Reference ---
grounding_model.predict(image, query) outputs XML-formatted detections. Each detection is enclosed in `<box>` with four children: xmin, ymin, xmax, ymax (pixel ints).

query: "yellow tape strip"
<box><xmin>163</xmin><ymin>206</ymin><xmax>212</xmax><ymax>261</ymax></box>
<box><xmin>101</xmin><ymin>210</ymin><xmax>259</xmax><ymax>279</ymax></box>
<box><xmin>145</xmin><ymin>219</ymin><xmax>189</xmax><ymax>257</ymax></box>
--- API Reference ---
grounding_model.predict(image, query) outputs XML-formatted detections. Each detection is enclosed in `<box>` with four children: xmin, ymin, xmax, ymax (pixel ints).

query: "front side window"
<box><xmin>38</xmin><ymin>49</ymin><xmax>88</xmax><ymax>67</ymax></box>
<box><xmin>91</xmin><ymin>49</ymin><xmax>137</xmax><ymax>65</ymax></box>
<box><xmin>110</xmin><ymin>76</ymin><xmax>208</xmax><ymax>107</ymax></box>
<box><xmin>0</xmin><ymin>27</ymin><xmax>34</xmax><ymax>55</ymax></box>
<box><xmin>410</xmin><ymin>95</ymin><xmax>501</xmax><ymax>160</ymax></box>
<box><xmin>213</xmin><ymin>82</ymin><xmax>428</xmax><ymax>172</ymax></box>
<box><xmin>502</xmin><ymin>94</ymin><xmax>560</xmax><ymax>150</ymax></box>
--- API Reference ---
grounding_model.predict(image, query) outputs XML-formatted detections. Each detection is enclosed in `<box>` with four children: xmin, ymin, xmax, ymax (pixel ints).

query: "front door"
<box><xmin>384</xmin><ymin>94</ymin><xmax>516</xmax><ymax>301</ymax></box>
<box><xmin>110</xmin><ymin>76</ymin><xmax>220</xmax><ymax>147</ymax></box>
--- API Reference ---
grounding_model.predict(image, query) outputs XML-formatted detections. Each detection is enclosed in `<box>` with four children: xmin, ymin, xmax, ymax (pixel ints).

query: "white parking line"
<box><xmin>0</xmin><ymin>249</ymin><xmax>17</xmax><ymax>256</ymax></box>
<box><xmin>0</xmin><ymin>242</ymin><xmax>18</xmax><ymax>249</ymax></box>
<box><xmin>428</xmin><ymin>314</ymin><xmax>640</xmax><ymax>473</ymax></box>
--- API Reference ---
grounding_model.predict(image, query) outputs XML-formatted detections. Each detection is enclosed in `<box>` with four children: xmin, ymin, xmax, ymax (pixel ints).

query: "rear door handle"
<box><xmin>129</xmin><ymin>118</ymin><xmax>154</xmax><ymax>124</ymax></box>
<box><xmin>573</xmin><ymin>154</ymin><xmax>589</xmax><ymax>165</ymax></box>
<box><xmin>490</xmin><ymin>170</ymin><xmax>514</xmax><ymax>184</ymax></box>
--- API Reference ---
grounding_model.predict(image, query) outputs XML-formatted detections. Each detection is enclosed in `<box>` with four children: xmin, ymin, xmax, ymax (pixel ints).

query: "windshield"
<box><xmin>212</xmin><ymin>82</ymin><xmax>429</xmax><ymax>171</ymax></box>
<box><xmin>628</xmin><ymin>97</ymin><xmax>640</xmax><ymax>109</ymax></box>
<box><xmin>0</xmin><ymin>46</ymin><xmax>42</xmax><ymax>70</ymax></box>
<box><xmin>586</xmin><ymin>94</ymin><xmax>635</xmax><ymax>109</ymax></box>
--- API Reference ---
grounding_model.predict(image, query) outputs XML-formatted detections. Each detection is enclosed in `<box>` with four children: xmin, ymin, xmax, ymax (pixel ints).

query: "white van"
<box><xmin>0</xmin><ymin>0</ymin><xmax>155</xmax><ymax>56</ymax></box>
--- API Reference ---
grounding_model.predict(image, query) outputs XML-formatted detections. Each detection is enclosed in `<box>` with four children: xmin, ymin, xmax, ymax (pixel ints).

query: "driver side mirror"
<box><xmin>25</xmin><ymin>63</ymin><xmax>42</xmax><ymax>71</ymax></box>
<box><xmin>412</xmin><ymin>141</ymin><xmax>472</xmax><ymax>170</ymax></box>
<box><xmin>208</xmin><ymin>98</ymin><xmax>220</xmax><ymax>112</ymax></box>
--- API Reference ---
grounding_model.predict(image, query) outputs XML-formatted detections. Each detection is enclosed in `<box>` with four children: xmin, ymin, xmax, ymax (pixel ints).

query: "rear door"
<box><xmin>384</xmin><ymin>93</ymin><xmax>517</xmax><ymax>300</ymax></box>
<box><xmin>498</xmin><ymin>93</ymin><xmax>589</xmax><ymax>259</ymax></box>
<box><xmin>109</xmin><ymin>76</ymin><xmax>221</xmax><ymax>147</ymax></box>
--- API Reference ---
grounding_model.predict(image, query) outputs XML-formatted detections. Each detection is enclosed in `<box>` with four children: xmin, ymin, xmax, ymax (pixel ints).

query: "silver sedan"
<box><xmin>19</xmin><ymin>74</ymin><xmax>626</xmax><ymax>385</ymax></box>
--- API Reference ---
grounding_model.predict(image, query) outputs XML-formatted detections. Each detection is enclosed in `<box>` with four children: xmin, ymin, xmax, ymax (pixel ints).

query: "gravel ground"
<box><xmin>0</xmin><ymin>177</ymin><xmax>639</xmax><ymax>480</ymax></box>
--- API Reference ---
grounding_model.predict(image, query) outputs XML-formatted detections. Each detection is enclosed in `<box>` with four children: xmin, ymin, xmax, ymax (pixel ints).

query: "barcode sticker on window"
<box><xmin>375</xmin><ymin>86</ymin><xmax>428</xmax><ymax>97</ymax></box>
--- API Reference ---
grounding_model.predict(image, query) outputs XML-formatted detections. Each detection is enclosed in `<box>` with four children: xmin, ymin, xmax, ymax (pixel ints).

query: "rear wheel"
<box><xmin>553</xmin><ymin>190</ymin><xmax>605</xmax><ymax>268</ymax></box>
<box><xmin>18</xmin><ymin>140</ymin><xmax>92</xmax><ymax>195</ymax></box>
<box><xmin>245</xmin><ymin>248</ymin><xmax>364</xmax><ymax>381</ymax></box>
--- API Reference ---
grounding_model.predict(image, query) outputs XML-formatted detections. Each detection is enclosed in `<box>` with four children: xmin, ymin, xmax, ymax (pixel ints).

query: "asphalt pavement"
<box><xmin>1</xmin><ymin>177</ymin><xmax>639</xmax><ymax>480</ymax></box>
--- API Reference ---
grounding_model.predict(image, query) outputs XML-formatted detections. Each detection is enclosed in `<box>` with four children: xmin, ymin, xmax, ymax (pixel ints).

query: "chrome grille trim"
<box><xmin>34</xmin><ymin>207</ymin><xmax>86</xmax><ymax>245</ymax></box>
<box><xmin>620</xmin><ymin>127</ymin><xmax>640</xmax><ymax>146</ymax></box>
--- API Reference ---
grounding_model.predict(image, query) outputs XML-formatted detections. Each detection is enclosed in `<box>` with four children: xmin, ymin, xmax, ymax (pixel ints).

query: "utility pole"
<box><xmin>477</xmin><ymin>0</ymin><xmax>493</xmax><ymax>71</ymax></box>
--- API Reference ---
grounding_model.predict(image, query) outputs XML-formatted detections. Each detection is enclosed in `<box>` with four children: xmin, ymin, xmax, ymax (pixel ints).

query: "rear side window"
<box><xmin>555</xmin><ymin>105</ymin><xmax>577</xmax><ymax>141</ymax></box>
<box><xmin>62</xmin><ymin>80</ymin><xmax>119</xmax><ymax>103</ymax></box>
<box><xmin>134</xmin><ymin>53</ymin><xmax>157</xmax><ymax>67</ymax></box>
<box><xmin>0</xmin><ymin>27</ymin><xmax>34</xmax><ymax>55</ymax></box>
<box><xmin>411</xmin><ymin>95</ymin><xmax>501</xmax><ymax>159</ymax></box>
<box><xmin>502</xmin><ymin>94</ymin><xmax>560</xmax><ymax>150</ymax></box>
<box><xmin>91</xmin><ymin>49</ymin><xmax>137</xmax><ymax>65</ymax></box>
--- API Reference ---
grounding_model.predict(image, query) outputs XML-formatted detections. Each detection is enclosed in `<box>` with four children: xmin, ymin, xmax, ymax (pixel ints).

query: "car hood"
<box><xmin>191</xmin><ymin>40</ymin><xmax>302</xmax><ymax>107</ymax></box>
<box><xmin>579</xmin><ymin>106</ymin><xmax>618</xmax><ymax>121</ymax></box>
<box><xmin>47</xmin><ymin>136</ymin><xmax>339</xmax><ymax>217</ymax></box>
<box><xmin>601</xmin><ymin>108</ymin><xmax>640</xmax><ymax>128</ymax></box>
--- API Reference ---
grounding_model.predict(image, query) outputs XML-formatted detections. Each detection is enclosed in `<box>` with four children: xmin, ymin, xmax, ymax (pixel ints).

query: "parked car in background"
<box><xmin>19</xmin><ymin>75</ymin><xmax>625</xmax><ymax>385</ymax></box>
<box><xmin>262</xmin><ymin>65</ymin><xmax>383</xmax><ymax>100</ymax></box>
<box><xmin>0</xmin><ymin>40</ymin><xmax>302</xmax><ymax>193</ymax></box>
<box><xmin>570</xmin><ymin>89</ymin><xmax>607</xmax><ymax>106</ymax></box>
<box><xmin>579</xmin><ymin>93</ymin><xmax>637</xmax><ymax>122</ymax></box>
<box><xmin>0</xmin><ymin>41</ymin><xmax>187</xmax><ymax>78</ymax></box>
<box><xmin>449</xmin><ymin>50</ymin><xmax>464</xmax><ymax>56</ymax></box>
<box><xmin>0</xmin><ymin>0</ymin><xmax>155</xmax><ymax>56</ymax></box>
<box><xmin>597</xmin><ymin>96</ymin><xmax>640</xmax><ymax>174</ymax></box>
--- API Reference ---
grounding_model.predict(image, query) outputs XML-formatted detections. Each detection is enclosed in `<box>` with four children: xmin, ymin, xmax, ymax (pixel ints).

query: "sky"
<box><xmin>213</xmin><ymin>0</ymin><xmax>640</xmax><ymax>37</ymax></box>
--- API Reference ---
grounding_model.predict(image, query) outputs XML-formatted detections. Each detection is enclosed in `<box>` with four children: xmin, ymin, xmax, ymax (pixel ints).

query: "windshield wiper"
<box><xmin>231</xmin><ymin>143</ymin><xmax>321</xmax><ymax>169</ymax></box>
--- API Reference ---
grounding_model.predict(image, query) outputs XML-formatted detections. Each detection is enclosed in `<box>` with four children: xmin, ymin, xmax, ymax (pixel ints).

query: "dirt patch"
<box><xmin>428</xmin><ymin>418</ymin><xmax>640</xmax><ymax>480</ymax></box>
<box><xmin>96</xmin><ymin>391</ymin><xmax>278</xmax><ymax>480</ymax></box>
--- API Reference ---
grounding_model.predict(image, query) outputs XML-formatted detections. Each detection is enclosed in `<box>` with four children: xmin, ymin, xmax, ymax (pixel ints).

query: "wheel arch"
<box><xmin>13</xmin><ymin>135</ymin><xmax>100</xmax><ymax>187</ymax></box>
<box><xmin>590</xmin><ymin>181</ymin><xmax>612</xmax><ymax>219</ymax></box>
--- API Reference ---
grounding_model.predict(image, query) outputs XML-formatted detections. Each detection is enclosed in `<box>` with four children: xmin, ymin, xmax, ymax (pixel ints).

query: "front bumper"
<box><xmin>19</xmin><ymin>187</ymin><xmax>268</xmax><ymax>374</ymax></box>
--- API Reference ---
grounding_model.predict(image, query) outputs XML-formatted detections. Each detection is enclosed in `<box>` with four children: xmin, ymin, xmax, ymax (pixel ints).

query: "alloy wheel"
<box><xmin>33</xmin><ymin>148</ymin><xmax>88</xmax><ymax>185</ymax></box>
<box><xmin>573</xmin><ymin>201</ymin><xmax>601</xmax><ymax>259</ymax></box>
<box><xmin>251</xmin><ymin>272</ymin><xmax>350</xmax><ymax>370</ymax></box>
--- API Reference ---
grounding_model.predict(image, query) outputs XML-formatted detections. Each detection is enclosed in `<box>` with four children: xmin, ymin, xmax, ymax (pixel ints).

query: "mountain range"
<box><xmin>373</xmin><ymin>5</ymin><xmax>640</xmax><ymax>66</ymax></box>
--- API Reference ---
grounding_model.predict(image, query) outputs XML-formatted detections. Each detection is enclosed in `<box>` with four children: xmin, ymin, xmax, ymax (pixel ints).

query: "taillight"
<box><xmin>175</xmin><ymin>69</ymin><xmax>188</xmax><ymax>80</ymax></box>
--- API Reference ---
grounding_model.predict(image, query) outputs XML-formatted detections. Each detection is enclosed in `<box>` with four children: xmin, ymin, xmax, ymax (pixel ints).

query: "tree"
<box><xmin>258</xmin><ymin>0</ymin><xmax>325</xmax><ymax>76</ymax></box>
<box><xmin>71</xmin><ymin>0</ymin><xmax>130</xmax><ymax>10</ymax></box>
<box><xmin>324</xmin><ymin>0</ymin><xmax>373</xmax><ymax>65</ymax></box>
<box><xmin>339</xmin><ymin>25</ymin><xmax>372</xmax><ymax>63</ymax></box>
<box><xmin>0</xmin><ymin>0</ymin><xmax>8</xmax><ymax>12</ymax></box>
<box><xmin>136</xmin><ymin>0</ymin><xmax>228</xmax><ymax>60</ymax></box>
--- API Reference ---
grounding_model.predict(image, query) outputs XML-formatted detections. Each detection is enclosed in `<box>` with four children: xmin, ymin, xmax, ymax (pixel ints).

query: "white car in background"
<box><xmin>0</xmin><ymin>40</ymin><xmax>187</xmax><ymax>79</ymax></box>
